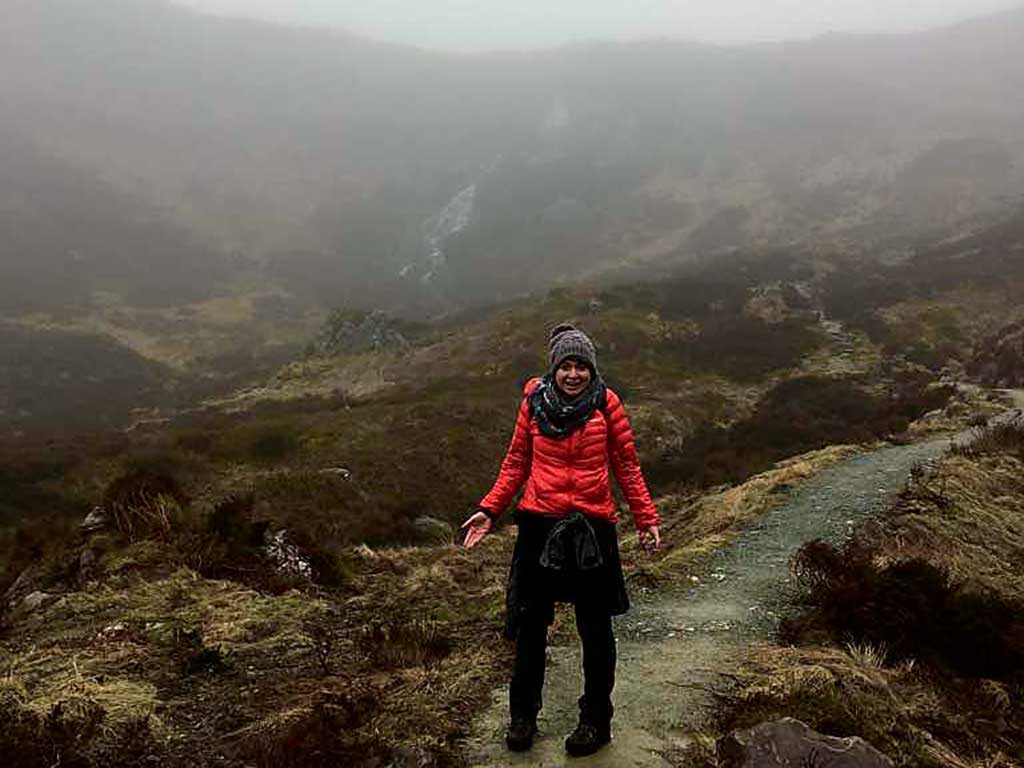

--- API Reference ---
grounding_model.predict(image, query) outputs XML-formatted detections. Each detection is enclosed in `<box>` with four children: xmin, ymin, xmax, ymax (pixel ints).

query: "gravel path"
<box><xmin>461</xmin><ymin>423</ymin><xmax>997</xmax><ymax>767</ymax></box>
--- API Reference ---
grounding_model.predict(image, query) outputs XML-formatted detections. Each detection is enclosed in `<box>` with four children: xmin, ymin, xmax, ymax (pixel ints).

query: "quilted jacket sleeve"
<box><xmin>478</xmin><ymin>383</ymin><xmax>535</xmax><ymax>518</ymax></box>
<box><xmin>605</xmin><ymin>389</ymin><xmax>659</xmax><ymax>530</ymax></box>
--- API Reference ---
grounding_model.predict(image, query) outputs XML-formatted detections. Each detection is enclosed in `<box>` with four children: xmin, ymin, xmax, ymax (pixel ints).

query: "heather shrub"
<box><xmin>785</xmin><ymin>539</ymin><xmax>1024</xmax><ymax>680</ymax></box>
<box><xmin>102</xmin><ymin>467</ymin><xmax>188</xmax><ymax>541</ymax></box>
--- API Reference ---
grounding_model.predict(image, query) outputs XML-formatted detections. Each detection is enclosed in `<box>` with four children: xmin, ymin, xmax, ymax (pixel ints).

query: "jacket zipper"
<box><xmin>567</xmin><ymin>429</ymin><xmax>576</xmax><ymax>508</ymax></box>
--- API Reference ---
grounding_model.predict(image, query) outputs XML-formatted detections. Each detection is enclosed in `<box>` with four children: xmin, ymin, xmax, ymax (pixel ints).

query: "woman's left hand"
<box><xmin>461</xmin><ymin>510</ymin><xmax>493</xmax><ymax>549</ymax></box>
<box><xmin>638</xmin><ymin>525</ymin><xmax>661</xmax><ymax>552</ymax></box>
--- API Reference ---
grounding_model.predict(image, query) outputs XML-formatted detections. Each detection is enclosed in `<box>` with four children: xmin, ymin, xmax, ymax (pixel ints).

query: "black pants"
<box><xmin>508</xmin><ymin>599</ymin><xmax>616</xmax><ymax>726</ymax></box>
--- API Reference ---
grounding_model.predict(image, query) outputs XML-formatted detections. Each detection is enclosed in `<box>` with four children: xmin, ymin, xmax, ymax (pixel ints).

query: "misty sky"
<box><xmin>176</xmin><ymin>0</ymin><xmax>1021</xmax><ymax>50</ymax></box>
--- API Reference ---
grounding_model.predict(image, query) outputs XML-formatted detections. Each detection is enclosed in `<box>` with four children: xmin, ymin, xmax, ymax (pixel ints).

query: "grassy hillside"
<box><xmin>711</xmin><ymin>419</ymin><xmax>1024</xmax><ymax>768</ymax></box>
<box><xmin>821</xmin><ymin>207</ymin><xmax>1024</xmax><ymax>371</ymax></box>
<box><xmin>2</xmin><ymin>209</ymin><xmax>1023</xmax><ymax>765</ymax></box>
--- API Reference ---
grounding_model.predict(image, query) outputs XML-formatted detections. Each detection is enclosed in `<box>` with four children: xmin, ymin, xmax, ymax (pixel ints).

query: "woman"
<box><xmin>462</xmin><ymin>323</ymin><xmax>660</xmax><ymax>757</ymax></box>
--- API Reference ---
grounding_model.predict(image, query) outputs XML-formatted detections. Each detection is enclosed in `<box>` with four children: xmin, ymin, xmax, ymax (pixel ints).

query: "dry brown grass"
<box><xmin>718</xmin><ymin>423</ymin><xmax>1024</xmax><ymax>768</ymax></box>
<box><xmin>0</xmin><ymin>526</ymin><xmax>518</xmax><ymax>767</ymax></box>
<box><xmin>883</xmin><ymin>454</ymin><xmax>1024</xmax><ymax>601</ymax></box>
<box><xmin>724</xmin><ymin>643</ymin><xmax>1019</xmax><ymax>768</ymax></box>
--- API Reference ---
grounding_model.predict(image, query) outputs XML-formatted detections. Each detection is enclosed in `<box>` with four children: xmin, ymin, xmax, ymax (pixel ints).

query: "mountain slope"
<box><xmin>0</xmin><ymin>132</ymin><xmax>227</xmax><ymax>311</ymax></box>
<box><xmin>3</xmin><ymin>2</ymin><xmax>1024</xmax><ymax>314</ymax></box>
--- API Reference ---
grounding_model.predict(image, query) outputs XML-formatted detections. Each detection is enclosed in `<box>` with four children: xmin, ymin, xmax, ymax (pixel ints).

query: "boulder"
<box><xmin>80</xmin><ymin>506</ymin><xmax>108</xmax><ymax>533</ymax></box>
<box><xmin>21</xmin><ymin>591</ymin><xmax>56</xmax><ymax>613</ymax></box>
<box><xmin>717</xmin><ymin>718</ymin><xmax>894</xmax><ymax>768</ymax></box>
<box><xmin>412</xmin><ymin>516</ymin><xmax>454</xmax><ymax>545</ymax></box>
<box><xmin>311</xmin><ymin>309</ymin><xmax>410</xmax><ymax>356</ymax></box>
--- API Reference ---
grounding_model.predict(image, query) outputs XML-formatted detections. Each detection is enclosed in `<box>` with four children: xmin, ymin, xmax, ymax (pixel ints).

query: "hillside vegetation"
<box><xmin>2</xmin><ymin>200</ymin><xmax>1022</xmax><ymax>765</ymax></box>
<box><xmin>717</xmin><ymin>418</ymin><xmax>1024</xmax><ymax>768</ymax></box>
<box><xmin>0</xmin><ymin>306</ymin><xmax>990</xmax><ymax>766</ymax></box>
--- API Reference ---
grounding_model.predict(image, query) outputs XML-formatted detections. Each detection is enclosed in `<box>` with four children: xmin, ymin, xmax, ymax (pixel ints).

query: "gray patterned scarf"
<box><xmin>528</xmin><ymin>374</ymin><xmax>607</xmax><ymax>439</ymax></box>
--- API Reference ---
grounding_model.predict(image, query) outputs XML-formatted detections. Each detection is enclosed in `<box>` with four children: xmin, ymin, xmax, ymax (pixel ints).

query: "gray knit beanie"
<box><xmin>548</xmin><ymin>323</ymin><xmax>599</xmax><ymax>376</ymax></box>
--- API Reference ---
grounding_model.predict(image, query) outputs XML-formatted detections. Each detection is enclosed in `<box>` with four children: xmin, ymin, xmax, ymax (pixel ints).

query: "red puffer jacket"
<box><xmin>479</xmin><ymin>378</ymin><xmax>659</xmax><ymax>529</ymax></box>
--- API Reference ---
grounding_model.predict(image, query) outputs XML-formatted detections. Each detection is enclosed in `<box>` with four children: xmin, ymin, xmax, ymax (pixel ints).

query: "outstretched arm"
<box><xmin>464</xmin><ymin>396</ymin><xmax>533</xmax><ymax>548</ymax></box>
<box><xmin>605</xmin><ymin>391</ymin><xmax>660</xmax><ymax>548</ymax></box>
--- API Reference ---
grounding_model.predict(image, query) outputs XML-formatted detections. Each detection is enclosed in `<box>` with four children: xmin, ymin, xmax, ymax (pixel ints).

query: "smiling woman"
<box><xmin>462</xmin><ymin>322</ymin><xmax>660</xmax><ymax>756</ymax></box>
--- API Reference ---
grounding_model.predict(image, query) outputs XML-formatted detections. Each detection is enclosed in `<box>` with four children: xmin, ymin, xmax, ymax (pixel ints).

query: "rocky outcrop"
<box><xmin>310</xmin><ymin>310</ymin><xmax>411</xmax><ymax>356</ymax></box>
<box><xmin>717</xmin><ymin>718</ymin><xmax>894</xmax><ymax>768</ymax></box>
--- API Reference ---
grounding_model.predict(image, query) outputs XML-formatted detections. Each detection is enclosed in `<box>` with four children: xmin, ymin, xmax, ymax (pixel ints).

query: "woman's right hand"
<box><xmin>461</xmin><ymin>510</ymin><xmax>493</xmax><ymax>549</ymax></box>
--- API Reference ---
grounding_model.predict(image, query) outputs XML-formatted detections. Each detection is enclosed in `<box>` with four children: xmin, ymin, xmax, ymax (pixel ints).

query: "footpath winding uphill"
<box><xmin>461</xmin><ymin>406</ymin><xmax>1023</xmax><ymax>767</ymax></box>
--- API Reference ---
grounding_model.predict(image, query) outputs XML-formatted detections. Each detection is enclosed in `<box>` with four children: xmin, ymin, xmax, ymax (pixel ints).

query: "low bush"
<box><xmin>178</xmin><ymin>493</ymin><xmax>353</xmax><ymax>592</ymax></box>
<box><xmin>244</xmin><ymin>689</ymin><xmax>387</xmax><ymax>768</ymax></box>
<box><xmin>248</xmin><ymin>425</ymin><xmax>301</xmax><ymax>462</ymax></box>
<box><xmin>674</xmin><ymin>316</ymin><xmax>822</xmax><ymax>382</ymax></box>
<box><xmin>0</xmin><ymin>679</ymin><xmax>161</xmax><ymax>768</ymax></box>
<box><xmin>950</xmin><ymin>420</ymin><xmax>1024</xmax><ymax>462</ymax></box>
<box><xmin>784</xmin><ymin>539</ymin><xmax>1024</xmax><ymax>680</ymax></box>
<box><xmin>648</xmin><ymin>375</ymin><xmax>952</xmax><ymax>490</ymax></box>
<box><xmin>0</xmin><ymin>516</ymin><xmax>78</xmax><ymax>602</ymax></box>
<box><xmin>358</xmin><ymin>619</ymin><xmax>453</xmax><ymax>670</ymax></box>
<box><xmin>196</xmin><ymin>418</ymin><xmax>305</xmax><ymax>463</ymax></box>
<box><xmin>172</xmin><ymin>625</ymin><xmax>228</xmax><ymax>675</ymax></box>
<box><xmin>102</xmin><ymin>467</ymin><xmax>188</xmax><ymax>541</ymax></box>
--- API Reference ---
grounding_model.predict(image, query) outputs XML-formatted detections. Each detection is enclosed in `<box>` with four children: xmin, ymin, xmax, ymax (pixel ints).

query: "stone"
<box><xmin>717</xmin><ymin>718</ymin><xmax>894</xmax><ymax>768</ymax></box>
<box><xmin>319</xmin><ymin>467</ymin><xmax>352</xmax><ymax>480</ymax></box>
<box><xmin>412</xmin><ymin>516</ymin><xmax>454</xmax><ymax>544</ymax></box>
<box><xmin>80</xmin><ymin>506</ymin><xmax>108</xmax><ymax>533</ymax></box>
<box><xmin>262</xmin><ymin>529</ymin><xmax>313</xmax><ymax>579</ymax></box>
<box><xmin>78</xmin><ymin>547</ymin><xmax>98</xmax><ymax>582</ymax></box>
<box><xmin>311</xmin><ymin>310</ymin><xmax>410</xmax><ymax>356</ymax></box>
<box><xmin>21</xmin><ymin>591</ymin><xmax>55</xmax><ymax>613</ymax></box>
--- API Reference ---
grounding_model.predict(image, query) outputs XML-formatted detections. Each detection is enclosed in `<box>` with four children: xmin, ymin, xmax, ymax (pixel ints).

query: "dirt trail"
<box><xmin>462</xmin><ymin>417</ymin><xmax>1011</xmax><ymax>767</ymax></box>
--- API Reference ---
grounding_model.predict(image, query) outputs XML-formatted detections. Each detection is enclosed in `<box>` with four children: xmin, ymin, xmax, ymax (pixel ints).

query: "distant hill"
<box><xmin>2</xmin><ymin>1</ymin><xmax>1024</xmax><ymax>315</ymax></box>
<box><xmin>0</xmin><ymin>132</ymin><xmax>227</xmax><ymax>311</ymax></box>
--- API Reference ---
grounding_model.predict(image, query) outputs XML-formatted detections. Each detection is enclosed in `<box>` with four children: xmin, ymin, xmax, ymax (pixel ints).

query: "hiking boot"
<box><xmin>505</xmin><ymin>718</ymin><xmax>538</xmax><ymax>752</ymax></box>
<box><xmin>564</xmin><ymin>720</ymin><xmax>611</xmax><ymax>757</ymax></box>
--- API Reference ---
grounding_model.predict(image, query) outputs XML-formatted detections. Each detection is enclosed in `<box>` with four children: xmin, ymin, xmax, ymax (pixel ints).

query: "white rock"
<box><xmin>319</xmin><ymin>467</ymin><xmax>352</xmax><ymax>480</ymax></box>
<box><xmin>22</xmin><ymin>591</ymin><xmax>53</xmax><ymax>612</ymax></box>
<box><xmin>263</xmin><ymin>529</ymin><xmax>313</xmax><ymax>579</ymax></box>
<box><xmin>80</xmin><ymin>506</ymin><xmax>108</xmax><ymax>532</ymax></box>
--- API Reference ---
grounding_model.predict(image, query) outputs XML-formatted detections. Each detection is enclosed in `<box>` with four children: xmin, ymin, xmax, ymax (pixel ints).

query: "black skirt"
<box><xmin>504</xmin><ymin>510</ymin><xmax>630</xmax><ymax>640</ymax></box>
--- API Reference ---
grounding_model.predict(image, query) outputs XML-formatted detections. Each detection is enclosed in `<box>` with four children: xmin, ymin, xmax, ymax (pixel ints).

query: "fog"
<box><xmin>177</xmin><ymin>0</ymin><xmax>1021</xmax><ymax>50</ymax></box>
<box><xmin>5</xmin><ymin>0</ymin><xmax>1024</xmax><ymax>319</ymax></box>
<box><xmin>2</xmin><ymin>0</ymin><xmax>1024</xmax><ymax>435</ymax></box>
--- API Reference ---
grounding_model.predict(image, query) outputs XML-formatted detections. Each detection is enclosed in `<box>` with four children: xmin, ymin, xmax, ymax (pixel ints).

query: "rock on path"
<box><xmin>462</xmin><ymin>430</ymin><xmax>977</xmax><ymax>767</ymax></box>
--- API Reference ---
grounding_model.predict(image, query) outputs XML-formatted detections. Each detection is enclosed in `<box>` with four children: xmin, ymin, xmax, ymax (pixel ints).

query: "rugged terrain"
<box><xmin>2</xmin><ymin>204</ymin><xmax>1022</xmax><ymax>764</ymax></box>
<box><xmin>464</xmin><ymin>401</ymin><xmax>1024</xmax><ymax>767</ymax></box>
<box><xmin>2</xmin><ymin>10</ymin><xmax>1024</xmax><ymax>752</ymax></box>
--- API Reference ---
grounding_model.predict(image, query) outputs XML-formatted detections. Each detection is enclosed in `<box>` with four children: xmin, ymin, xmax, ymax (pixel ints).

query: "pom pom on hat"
<box><xmin>549</xmin><ymin>323</ymin><xmax>578</xmax><ymax>343</ymax></box>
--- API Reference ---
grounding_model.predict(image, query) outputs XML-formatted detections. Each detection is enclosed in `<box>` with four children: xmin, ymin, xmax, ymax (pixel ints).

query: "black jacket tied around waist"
<box><xmin>539</xmin><ymin>511</ymin><xmax>604</xmax><ymax>571</ymax></box>
<box><xmin>504</xmin><ymin>510</ymin><xmax>629</xmax><ymax>640</ymax></box>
